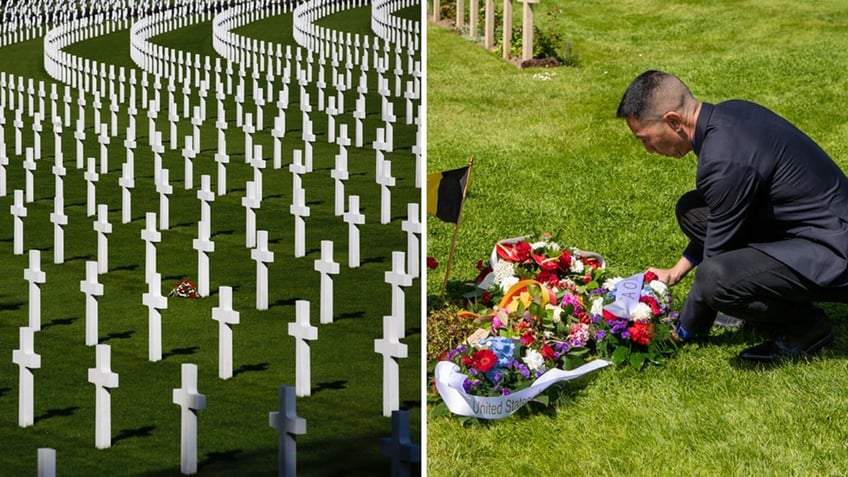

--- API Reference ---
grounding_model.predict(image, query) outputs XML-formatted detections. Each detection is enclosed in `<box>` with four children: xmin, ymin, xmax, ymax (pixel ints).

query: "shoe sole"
<box><xmin>739</xmin><ymin>331</ymin><xmax>834</xmax><ymax>363</ymax></box>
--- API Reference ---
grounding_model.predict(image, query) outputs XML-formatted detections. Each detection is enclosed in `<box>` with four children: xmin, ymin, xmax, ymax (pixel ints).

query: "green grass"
<box><xmin>0</xmin><ymin>8</ymin><xmax>421</xmax><ymax>477</ymax></box>
<box><xmin>427</xmin><ymin>0</ymin><xmax>848</xmax><ymax>475</ymax></box>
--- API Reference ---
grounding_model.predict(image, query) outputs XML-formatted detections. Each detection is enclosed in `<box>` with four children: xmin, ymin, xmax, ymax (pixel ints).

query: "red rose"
<box><xmin>427</xmin><ymin>257</ymin><xmax>439</xmax><ymax>269</ymax></box>
<box><xmin>471</xmin><ymin>349</ymin><xmax>498</xmax><ymax>372</ymax></box>
<box><xmin>644</xmin><ymin>270</ymin><xmax>658</xmax><ymax>283</ymax></box>
<box><xmin>514</xmin><ymin>242</ymin><xmax>532</xmax><ymax>262</ymax></box>
<box><xmin>628</xmin><ymin>321</ymin><xmax>655</xmax><ymax>346</ymax></box>
<box><xmin>520</xmin><ymin>332</ymin><xmax>535</xmax><ymax>347</ymax></box>
<box><xmin>481</xmin><ymin>291</ymin><xmax>492</xmax><ymax>305</ymax></box>
<box><xmin>535</xmin><ymin>270</ymin><xmax>559</xmax><ymax>287</ymax></box>
<box><xmin>533</xmin><ymin>253</ymin><xmax>560</xmax><ymax>272</ymax></box>
<box><xmin>583</xmin><ymin>275</ymin><xmax>592</xmax><ymax>284</ymax></box>
<box><xmin>558</xmin><ymin>250</ymin><xmax>573</xmax><ymax>271</ymax></box>
<box><xmin>577</xmin><ymin>311</ymin><xmax>591</xmax><ymax>324</ymax></box>
<box><xmin>640</xmin><ymin>295</ymin><xmax>661</xmax><ymax>316</ymax></box>
<box><xmin>541</xmin><ymin>343</ymin><xmax>557</xmax><ymax>360</ymax></box>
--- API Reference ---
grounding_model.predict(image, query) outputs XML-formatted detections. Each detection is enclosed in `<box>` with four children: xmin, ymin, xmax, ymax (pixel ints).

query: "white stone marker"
<box><xmin>152</xmin><ymin>131</ymin><xmax>165</xmax><ymax>188</ymax></box>
<box><xmin>98</xmin><ymin>123</ymin><xmax>109</xmax><ymax>174</ymax></box>
<box><xmin>119</xmin><ymin>161</ymin><xmax>134</xmax><ymax>224</ymax></box>
<box><xmin>182</xmin><ymin>135</ymin><xmax>195</xmax><ymax>190</ymax></box>
<box><xmin>11</xmin><ymin>189</ymin><xmax>27</xmax><ymax>255</ymax></box>
<box><xmin>380</xmin><ymin>410</ymin><xmax>421</xmax><ymax>477</ymax></box>
<box><xmin>24</xmin><ymin>249</ymin><xmax>46</xmax><ymax>331</ymax></box>
<box><xmin>377</xmin><ymin>158</ymin><xmax>395</xmax><ymax>225</ymax></box>
<box><xmin>191</xmin><ymin>106</ymin><xmax>202</xmax><ymax>155</ymax></box>
<box><xmin>23</xmin><ymin>147</ymin><xmax>36</xmax><ymax>203</ymax></box>
<box><xmin>88</xmin><ymin>343</ymin><xmax>118</xmax><ymax>449</ymax></box>
<box><xmin>168</xmin><ymin>101</ymin><xmax>179</xmax><ymax>150</ymax></box>
<box><xmin>0</xmin><ymin>146</ymin><xmax>7</xmax><ymax>197</ymax></box>
<box><xmin>401</xmin><ymin>204</ymin><xmax>422</xmax><ymax>278</ymax></box>
<box><xmin>353</xmin><ymin>94</ymin><xmax>365</xmax><ymax>147</ymax></box>
<box><xmin>269</xmin><ymin>385</ymin><xmax>306</xmax><ymax>477</ymax></box>
<box><xmin>252</xmin><ymin>230</ymin><xmax>274</xmax><ymax>311</ymax></box>
<box><xmin>212</xmin><ymin>286</ymin><xmax>240</xmax><ymax>379</ymax></box>
<box><xmin>290</xmin><ymin>185</ymin><xmax>310</xmax><ymax>258</ymax></box>
<box><xmin>143</xmin><ymin>272</ymin><xmax>167</xmax><ymax>362</ymax></box>
<box><xmin>85</xmin><ymin>157</ymin><xmax>98</xmax><ymax>217</ymax></box>
<box><xmin>13</xmin><ymin>108</ymin><xmax>22</xmax><ymax>155</ymax></box>
<box><xmin>81</xmin><ymin>260</ymin><xmax>103</xmax><ymax>346</ymax></box>
<box><xmin>50</xmin><ymin>161</ymin><xmax>68</xmax><ymax>263</ymax></box>
<box><xmin>271</xmin><ymin>114</ymin><xmax>285</xmax><ymax>169</ymax></box>
<box><xmin>214</xmin><ymin>119</ymin><xmax>229</xmax><ymax>196</ymax></box>
<box><xmin>172</xmin><ymin>363</ymin><xmax>206</xmax><ymax>475</ymax></box>
<box><xmin>141</xmin><ymin>212</ymin><xmax>161</xmax><ymax>284</ymax></box>
<box><xmin>314</xmin><ymin>240</ymin><xmax>340</xmax><ymax>324</ymax></box>
<box><xmin>32</xmin><ymin>113</ymin><xmax>43</xmax><ymax>160</ymax></box>
<box><xmin>242</xmin><ymin>181</ymin><xmax>260</xmax><ymax>249</ymax></box>
<box><xmin>387</xmin><ymin>251</ymin><xmax>413</xmax><ymax>336</ymax></box>
<box><xmin>37</xmin><ymin>448</ymin><xmax>56</xmax><ymax>477</ymax></box>
<box><xmin>252</xmin><ymin>144</ymin><xmax>266</xmax><ymax>200</ymax></box>
<box><xmin>331</xmin><ymin>126</ymin><xmax>350</xmax><ymax>216</ymax></box>
<box><xmin>343</xmin><ymin>195</ymin><xmax>365</xmax><ymax>268</ymax></box>
<box><xmin>158</xmin><ymin>169</ymin><xmax>172</xmax><ymax>230</ymax></box>
<box><xmin>94</xmin><ymin>204</ymin><xmax>112</xmax><ymax>274</ymax></box>
<box><xmin>374</xmin><ymin>315</ymin><xmax>407</xmax><ymax>417</ymax></box>
<box><xmin>194</xmin><ymin>175</ymin><xmax>215</xmax><ymax>297</ymax></box>
<box><xmin>242</xmin><ymin>112</ymin><xmax>255</xmax><ymax>164</ymax></box>
<box><xmin>287</xmin><ymin>300</ymin><xmax>317</xmax><ymax>397</ymax></box>
<box><xmin>74</xmin><ymin>117</ymin><xmax>86</xmax><ymax>169</ymax></box>
<box><xmin>13</xmin><ymin>326</ymin><xmax>40</xmax><ymax>427</ymax></box>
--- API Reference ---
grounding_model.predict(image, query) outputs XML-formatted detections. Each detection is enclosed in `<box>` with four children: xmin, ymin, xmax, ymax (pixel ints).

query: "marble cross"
<box><xmin>13</xmin><ymin>326</ymin><xmax>41</xmax><ymax>427</ymax></box>
<box><xmin>143</xmin><ymin>272</ymin><xmax>167</xmax><ymax>362</ymax></box>
<box><xmin>11</xmin><ymin>189</ymin><xmax>26</xmax><ymax>255</ymax></box>
<box><xmin>172</xmin><ymin>363</ymin><xmax>206</xmax><ymax>475</ymax></box>
<box><xmin>24</xmin><ymin>249</ymin><xmax>46</xmax><ymax>331</ymax></box>
<box><xmin>93</xmin><ymin>204</ymin><xmax>112</xmax><ymax>274</ymax></box>
<box><xmin>400</xmin><ymin>204</ymin><xmax>422</xmax><ymax>279</ymax></box>
<box><xmin>212</xmin><ymin>286</ymin><xmax>240</xmax><ymax>379</ymax></box>
<box><xmin>87</xmin><ymin>344</ymin><xmax>118</xmax><ymax>449</ymax></box>
<box><xmin>251</xmin><ymin>230</ymin><xmax>274</xmax><ymax>310</ymax></box>
<box><xmin>269</xmin><ymin>385</ymin><xmax>306</xmax><ymax>477</ymax></box>
<box><xmin>80</xmin><ymin>260</ymin><xmax>104</xmax><ymax>346</ymax></box>
<box><xmin>314</xmin><ymin>240</ymin><xmax>340</xmax><ymax>324</ymax></box>
<box><xmin>287</xmin><ymin>301</ymin><xmax>317</xmax><ymax>397</ymax></box>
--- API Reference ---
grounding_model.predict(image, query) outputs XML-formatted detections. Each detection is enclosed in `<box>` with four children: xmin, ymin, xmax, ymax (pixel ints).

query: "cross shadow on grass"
<box><xmin>0</xmin><ymin>298</ymin><xmax>24</xmax><ymax>311</ymax></box>
<box><xmin>233</xmin><ymin>362</ymin><xmax>270</xmax><ymax>376</ymax></box>
<box><xmin>35</xmin><ymin>406</ymin><xmax>80</xmax><ymax>424</ymax></box>
<box><xmin>41</xmin><ymin>316</ymin><xmax>79</xmax><ymax>329</ymax></box>
<box><xmin>162</xmin><ymin>346</ymin><xmax>199</xmax><ymax>360</ymax></box>
<box><xmin>312</xmin><ymin>379</ymin><xmax>347</xmax><ymax>394</ymax></box>
<box><xmin>0</xmin><ymin>387</ymin><xmax>11</xmax><ymax>398</ymax></box>
<box><xmin>336</xmin><ymin>310</ymin><xmax>365</xmax><ymax>321</ymax></box>
<box><xmin>113</xmin><ymin>425</ymin><xmax>156</xmax><ymax>445</ymax></box>
<box><xmin>100</xmin><ymin>330</ymin><xmax>136</xmax><ymax>342</ymax></box>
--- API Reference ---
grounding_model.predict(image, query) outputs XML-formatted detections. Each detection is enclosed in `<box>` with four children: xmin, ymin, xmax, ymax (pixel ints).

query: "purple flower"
<box><xmin>595</xmin><ymin>329</ymin><xmax>607</xmax><ymax>340</ymax></box>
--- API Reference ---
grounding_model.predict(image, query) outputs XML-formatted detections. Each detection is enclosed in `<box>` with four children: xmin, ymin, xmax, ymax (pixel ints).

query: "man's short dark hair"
<box><xmin>616</xmin><ymin>70</ymin><xmax>670</xmax><ymax>119</ymax></box>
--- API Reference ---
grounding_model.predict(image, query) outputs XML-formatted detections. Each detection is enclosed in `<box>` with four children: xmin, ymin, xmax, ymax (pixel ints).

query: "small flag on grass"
<box><xmin>426</xmin><ymin>165</ymin><xmax>470</xmax><ymax>223</ymax></box>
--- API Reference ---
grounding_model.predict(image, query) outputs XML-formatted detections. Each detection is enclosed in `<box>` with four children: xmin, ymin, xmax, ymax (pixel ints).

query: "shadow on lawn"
<box><xmin>233</xmin><ymin>362</ymin><xmax>270</xmax><ymax>376</ymax></box>
<box><xmin>162</xmin><ymin>346</ymin><xmax>199</xmax><ymax>360</ymax></box>
<box><xmin>35</xmin><ymin>406</ymin><xmax>80</xmax><ymax>424</ymax></box>
<box><xmin>100</xmin><ymin>329</ymin><xmax>136</xmax><ymax>342</ymax></box>
<box><xmin>113</xmin><ymin>425</ymin><xmax>156</xmax><ymax>444</ymax></box>
<box><xmin>41</xmin><ymin>316</ymin><xmax>78</xmax><ymax>329</ymax></box>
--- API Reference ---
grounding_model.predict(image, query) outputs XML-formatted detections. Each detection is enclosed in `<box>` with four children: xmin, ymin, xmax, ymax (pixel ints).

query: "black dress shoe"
<box><xmin>738</xmin><ymin>315</ymin><xmax>834</xmax><ymax>363</ymax></box>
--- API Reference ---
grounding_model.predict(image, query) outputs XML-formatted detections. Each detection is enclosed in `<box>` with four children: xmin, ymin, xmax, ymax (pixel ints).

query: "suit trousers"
<box><xmin>675</xmin><ymin>190</ymin><xmax>848</xmax><ymax>336</ymax></box>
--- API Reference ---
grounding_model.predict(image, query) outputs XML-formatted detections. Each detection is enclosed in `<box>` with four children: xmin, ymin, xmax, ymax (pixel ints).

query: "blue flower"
<box><xmin>479</xmin><ymin>336</ymin><xmax>515</xmax><ymax>367</ymax></box>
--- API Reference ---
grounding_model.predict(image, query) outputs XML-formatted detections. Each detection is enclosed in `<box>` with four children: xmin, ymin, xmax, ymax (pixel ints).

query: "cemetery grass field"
<box><xmin>426</xmin><ymin>0</ymin><xmax>848</xmax><ymax>475</ymax></box>
<box><xmin>0</xmin><ymin>5</ymin><xmax>421</xmax><ymax>477</ymax></box>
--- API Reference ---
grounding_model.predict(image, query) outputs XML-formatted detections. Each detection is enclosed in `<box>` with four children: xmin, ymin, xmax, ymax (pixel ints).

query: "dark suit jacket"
<box><xmin>693</xmin><ymin>101</ymin><xmax>848</xmax><ymax>287</ymax></box>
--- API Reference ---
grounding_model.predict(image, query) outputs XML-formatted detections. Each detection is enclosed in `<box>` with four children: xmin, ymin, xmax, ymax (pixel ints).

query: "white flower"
<box><xmin>649</xmin><ymin>280</ymin><xmax>668</xmax><ymax>297</ymax></box>
<box><xmin>570</xmin><ymin>259</ymin><xmax>584</xmax><ymax>274</ymax></box>
<box><xmin>523</xmin><ymin>349</ymin><xmax>546</xmax><ymax>373</ymax></box>
<box><xmin>591</xmin><ymin>297</ymin><xmax>604</xmax><ymax>316</ymax></box>
<box><xmin>546</xmin><ymin>304</ymin><xmax>563</xmax><ymax>324</ymax></box>
<box><xmin>500</xmin><ymin>276</ymin><xmax>519</xmax><ymax>292</ymax></box>
<box><xmin>630</xmin><ymin>302</ymin><xmax>653</xmax><ymax>322</ymax></box>
<box><xmin>492</xmin><ymin>260</ymin><xmax>515</xmax><ymax>286</ymax></box>
<box><xmin>603</xmin><ymin>277</ymin><xmax>623</xmax><ymax>290</ymax></box>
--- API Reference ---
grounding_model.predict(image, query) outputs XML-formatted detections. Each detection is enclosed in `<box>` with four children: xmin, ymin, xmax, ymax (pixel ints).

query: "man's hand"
<box><xmin>646</xmin><ymin>256</ymin><xmax>695</xmax><ymax>287</ymax></box>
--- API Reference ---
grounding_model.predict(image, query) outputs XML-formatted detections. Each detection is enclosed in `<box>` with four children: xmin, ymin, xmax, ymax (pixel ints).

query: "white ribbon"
<box><xmin>434</xmin><ymin>359</ymin><xmax>612</xmax><ymax>419</ymax></box>
<box><xmin>602</xmin><ymin>272</ymin><xmax>644</xmax><ymax>319</ymax></box>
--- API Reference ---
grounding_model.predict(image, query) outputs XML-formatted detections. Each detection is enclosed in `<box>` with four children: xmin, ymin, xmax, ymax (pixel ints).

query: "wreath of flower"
<box><xmin>169</xmin><ymin>278</ymin><xmax>199</xmax><ymax>298</ymax></box>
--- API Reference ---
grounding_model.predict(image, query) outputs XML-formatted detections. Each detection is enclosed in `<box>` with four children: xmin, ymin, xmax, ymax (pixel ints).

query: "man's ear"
<box><xmin>663</xmin><ymin>111</ymin><xmax>683</xmax><ymax>130</ymax></box>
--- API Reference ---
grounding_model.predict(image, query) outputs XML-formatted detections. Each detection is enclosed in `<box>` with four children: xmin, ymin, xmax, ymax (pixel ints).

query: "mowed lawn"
<box><xmin>426</xmin><ymin>1</ymin><xmax>848</xmax><ymax>475</ymax></box>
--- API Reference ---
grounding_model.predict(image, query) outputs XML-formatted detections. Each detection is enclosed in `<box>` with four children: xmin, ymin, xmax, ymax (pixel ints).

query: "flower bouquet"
<box><xmin>169</xmin><ymin>278</ymin><xmax>199</xmax><ymax>298</ymax></box>
<box><xmin>431</xmin><ymin>236</ymin><xmax>680</xmax><ymax>419</ymax></box>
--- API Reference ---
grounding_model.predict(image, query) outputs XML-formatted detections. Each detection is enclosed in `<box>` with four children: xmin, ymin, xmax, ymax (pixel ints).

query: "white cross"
<box><xmin>12</xmin><ymin>326</ymin><xmax>41</xmax><ymax>427</ymax></box>
<box><xmin>269</xmin><ymin>385</ymin><xmax>306</xmax><ymax>477</ymax></box>
<box><xmin>172</xmin><ymin>363</ymin><xmax>206</xmax><ymax>475</ymax></box>
<box><xmin>157</xmin><ymin>169</ymin><xmax>172</xmax><ymax>230</ymax></box>
<box><xmin>251</xmin><ymin>230</ymin><xmax>274</xmax><ymax>311</ymax></box>
<box><xmin>290</xmin><ymin>185</ymin><xmax>310</xmax><ymax>258</ymax></box>
<box><xmin>38</xmin><ymin>448</ymin><xmax>56</xmax><ymax>477</ymax></box>
<box><xmin>182</xmin><ymin>135</ymin><xmax>196</xmax><ymax>190</ymax></box>
<box><xmin>23</xmin><ymin>147</ymin><xmax>36</xmax><ymax>203</ymax></box>
<box><xmin>343</xmin><ymin>195</ymin><xmax>365</xmax><ymax>268</ymax></box>
<box><xmin>93</xmin><ymin>204</ymin><xmax>112</xmax><ymax>274</ymax></box>
<box><xmin>386</xmin><ymin>251</ymin><xmax>413</xmax><ymax>335</ymax></box>
<box><xmin>23</xmin><ymin>249</ymin><xmax>46</xmax><ymax>331</ymax></box>
<box><xmin>88</xmin><ymin>344</ymin><xmax>118</xmax><ymax>449</ymax></box>
<box><xmin>314</xmin><ymin>240</ymin><xmax>340</xmax><ymax>324</ymax></box>
<box><xmin>241</xmin><ymin>181</ymin><xmax>260</xmax><ymax>249</ymax></box>
<box><xmin>11</xmin><ymin>189</ymin><xmax>26</xmax><ymax>255</ymax></box>
<box><xmin>271</xmin><ymin>114</ymin><xmax>285</xmax><ymax>169</ymax></box>
<box><xmin>142</xmin><ymin>272</ymin><xmax>167</xmax><ymax>362</ymax></box>
<box><xmin>80</xmin><ymin>260</ymin><xmax>103</xmax><ymax>346</ymax></box>
<box><xmin>374</xmin><ymin>316</ymin><xmax>407</xmax><ymax>417</ymax></box>
<box><xmin>212</xmin><ymin>286</ymin><xmax>240</xmax><ymax>379</ymax></box>
<box><xmin>73</xmin><ymin>121</ymin><xmax>86</xmax><ymax>169</ymax></box>
<box><xmin>84</xmin><ymin>157</ymin><xmax>98</xmax><ymax>217</ymax></box>
<box><xmin>401</xmin><ymin>204</ymin><xmax>422</xmax><ymax>278</ymax></box>
<box><xmin>140</xmin><ymin>212</ymin><xmax>161</xmax><ymax>284</ymax></box>
<box><xmin>242</xmin><ymin>112</ymin><xmax>255</xmax><ymax>164</ymax></box>
<box><xmin>380</xmin><ymin>410</ymin><xmax>421</xmax><ymax>477</ymax></box>
<box><xmin>377</xmin><ymin>158</ymin><xmax>396</xmax><ymax>225</ymax></box>
<box><xmin>287</xmin><ymin>300</ymin><xmax>317</xmax><ymax>397</ymax></box>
